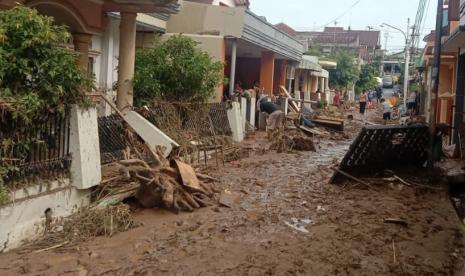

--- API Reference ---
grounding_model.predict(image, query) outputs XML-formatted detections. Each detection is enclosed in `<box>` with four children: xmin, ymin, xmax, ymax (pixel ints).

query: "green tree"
<box><xmin>134</xmin><ymin>35</ymin><xmax>224</xmax><ymax>106</ymax></box>
<box><xmin>305</xmin><ymin>42</ymin><xmax>323</xmax><ymax>56</ymax></box>
<box><xmin>355</xmin><ymin>63</ymin><xmax>379</xmax><ymax>94</ymax></box>
<box><xmin>329</xmin><ymin>50</ymin><xmax>360</xmax><ymax>91</ymax></box>
<box><xmin>0</xmin><ymin>5</ymin><xmax>92</xmax><ymax>122</ymax></box>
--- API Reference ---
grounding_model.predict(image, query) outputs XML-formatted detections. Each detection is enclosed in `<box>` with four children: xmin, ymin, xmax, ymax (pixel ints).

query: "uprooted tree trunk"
<box><xmin>116</xmin><ymin>146</ymin><xmax>217</xmax><ymax>213</ymax></box>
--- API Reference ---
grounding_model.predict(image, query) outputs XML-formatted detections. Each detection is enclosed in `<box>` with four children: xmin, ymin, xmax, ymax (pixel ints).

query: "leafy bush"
<box><xmin>134</xmin><ymin>35</ymin><xmax>223</xmax><ymax>106</ymax></box>
<box><xmin>0</xmin><ymin>5</ymin><xmax>92</xmax><ymax>122</ymax></box>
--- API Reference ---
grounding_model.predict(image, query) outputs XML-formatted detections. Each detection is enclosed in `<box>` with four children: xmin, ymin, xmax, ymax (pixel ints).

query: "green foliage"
<box><xmin>0</xmin><ymin>5</ymin><xmax>92</xmax><ymax>123</ymax></box>
<box><xmin>329</xmin><ymin>50</ymin><xmax>360</xmax><ymax>90</ymax></box>
<box><xmin>305</xmin><ymin>43</ymin><xmax>323</xmax><ymax>56</ymax></box>
<box><xmin>0</xmin><ymin>185</ymin><xmax>8</xmax><ymax>205</ymax></box>
<box><xmin>134</xmin><ymin>35</ymin><xmax>224</xmax><ymax>106</ymax></box>
<box><xmin>355</xmin><ymin>63</ymin><xmax>380</xmax><ymax>95</ymax></box>
<box><xmin>0</xmin><ymin>6</ymin><xmax>93</xmax><ymax>193</ymax></box>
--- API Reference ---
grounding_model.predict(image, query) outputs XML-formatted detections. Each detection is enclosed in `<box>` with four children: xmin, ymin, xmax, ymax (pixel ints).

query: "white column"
<box><xmin>249</xmin><ymin>97</ymin><xmax>256</xmax><ymax>128</ymax></box>
<box><xmin>116</xmin><ymin>12</ymin><xmax>137</xmax><ymax>114</ymax></box>
<box><xmin>304</xmin><ymin>91</ymin><xmax>311</xmax><ymax>109</ymax></box>
<box><xmin>227</xmin><ymin>102</ymin><xmax>244</xmax><ymax>142</ymax></box>
<box><xmin>229</xmin><ymin>39</ymin><xmax>237</xmax><ymax>97</ymax></box>
<box><xmin>69</xmin><ymin>105</ymin><xmax>101</xmax><ymax>190</ymax></box>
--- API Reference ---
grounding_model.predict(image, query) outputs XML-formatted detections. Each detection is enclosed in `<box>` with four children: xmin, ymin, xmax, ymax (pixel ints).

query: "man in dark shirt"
<box><xmin>258</xmin><ymin>98</ymin><xmax>284</xmax><ymax>132</ymax></box>
<box><xmin>259</xmin><ymin>101</ymin><xmax>281</xmax><ymax>114</ymax></box>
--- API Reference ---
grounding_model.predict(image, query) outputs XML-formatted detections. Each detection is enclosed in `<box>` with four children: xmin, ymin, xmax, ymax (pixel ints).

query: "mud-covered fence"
<box><xmin>139</xmin><ymin>102</ymin><xmax>231</xmax><ymax>139</ymax></box>
<box><xmin>0</xmin><ymin>110</ymin><xmax>71</xmax><ymax>184</ymax></box>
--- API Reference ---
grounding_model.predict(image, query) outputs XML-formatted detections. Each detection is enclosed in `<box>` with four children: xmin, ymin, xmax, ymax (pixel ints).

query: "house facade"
<box><xmin>0</xmin><ymin>0</ymin><xmax>180</xmax><ymax>252</ymax></box>
<box><xmin>421</xmin><ymin>0</ymin><xmax>460</xmax><ymax>144</ymax></box>
<box><xmin>165</xmin><ymin>1</ymin><xmax>306</xmax><ymax>101</ymax></box>
<box><xmin>295</xmin><ymin>27</ymin><xmax>381</xmax><ymax>64</ymax></box>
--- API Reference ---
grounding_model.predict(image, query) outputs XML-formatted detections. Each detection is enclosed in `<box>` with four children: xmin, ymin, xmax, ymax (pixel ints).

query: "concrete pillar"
<box><xmin>116</xmin><ymin>12</ymin><xmax>137</xmax><ymax>114</ymax></box>
<box><xmin>304</xmin><ymin>91</ymin><xmax>311</xmax><ymax>110</ymax></box>
<box><xmin>325</xmin><ymin>78</ymin><xmax>330</xmax><ymax>92</ymax></box>
<box><xmin>241</xmin><ymin>97</ymin><xmax>247</xmax><ymax>133</ymax></box>
<box><xmin>69</xmin><ymin>105</ymin><xmax>101</xmax><ymax>190</ymax></box>
<box><xmin>229</xmin><ymin>39</ymin><xmax>237</xmax><ymax>97</ymax></box>
<box><xmin>73</xmin><ymin>33</ymin><xmax>92</xmax><ymax>71</ymax></box>
<box><xmin>227</xmin><ymin>102</ymin><xmax>244</xmax><ymax>142</ymax></box>
<box><xmin>260</xmin><ymin>51</ymin><xmax>275</xmax><ymax>95</ymax></box>
<box><xmin>319</xmin><ymin>77</ymin><xmax>325</xmax><ymax>92</ymax></box>
<box><xmin>311</xmin><ymin>76</ymin><xmax>318</xmax><ymax>93</ymax></box>
<box><xmin>249</xmin><ymin>97</ymin><xmax>256</xmax><ymax>128</ymax></box>
<box><xmin>124</xmin><ymin>111</ymin><xmax>179</xmax><ymax>157</ymax></box>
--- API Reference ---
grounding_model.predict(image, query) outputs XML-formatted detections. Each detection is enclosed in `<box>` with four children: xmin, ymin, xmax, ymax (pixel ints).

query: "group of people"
<box><xmin>359</xmin><ymin>88</ymin><xmax>419</xmax><ymax>124</ymax></box>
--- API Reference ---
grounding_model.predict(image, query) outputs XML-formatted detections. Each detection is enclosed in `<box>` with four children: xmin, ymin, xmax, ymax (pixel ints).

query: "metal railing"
<box><xmin>0</xmin><ymin>110</ymin><xmax>71</xmax><ymax>183</ymax></box>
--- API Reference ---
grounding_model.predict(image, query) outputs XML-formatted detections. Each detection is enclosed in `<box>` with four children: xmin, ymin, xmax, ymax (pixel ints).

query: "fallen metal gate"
<box><xmin>331</xmin><ymin>125</ymin><xmax>430</xmax><ymax>184</ymax></box>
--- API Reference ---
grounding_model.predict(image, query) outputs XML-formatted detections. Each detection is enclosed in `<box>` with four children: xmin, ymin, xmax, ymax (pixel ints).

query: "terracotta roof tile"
<box><xmin>274</xmin><ymin>23</ymin><xmax>297</xmax><ymax>36</ymax></box>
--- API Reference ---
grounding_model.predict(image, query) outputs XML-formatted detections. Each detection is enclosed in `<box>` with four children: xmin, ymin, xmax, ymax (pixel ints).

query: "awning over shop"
<box><xmin>299</xmin><ymin>55</ymin><xmax>322</xmax><ymax>72</ymax></box>
<box><xmin>319</xmin><ymin>60</ymin><xmax>337</xmax><ymax>70</ymax></box>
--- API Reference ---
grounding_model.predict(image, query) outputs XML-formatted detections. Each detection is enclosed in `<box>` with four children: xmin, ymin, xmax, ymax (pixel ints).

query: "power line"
<box><xmin>314</xmin><ymin>0</ymin><xmax>362</xmax><ymax>31</ymax></box>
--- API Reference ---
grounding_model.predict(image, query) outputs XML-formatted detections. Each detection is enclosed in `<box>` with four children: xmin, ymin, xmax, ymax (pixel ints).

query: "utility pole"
<box><xmin>428</xmin><ymin>0</ymin><xmax>444</xmax><ymax>168</ymax></box>
<box><xmin>403</xmin><ymin>18</ymin><xmax>411</xmax><ymax>110</ymax></box>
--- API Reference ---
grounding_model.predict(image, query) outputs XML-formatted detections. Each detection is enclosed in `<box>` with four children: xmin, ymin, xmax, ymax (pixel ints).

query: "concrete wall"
<box><xmin>0</xmin><ymin>179</ymin><xmax>91</xmax><ymax>252</ymax></box>
<box><xmin>167</xmin><ymin>1</ymin><xmax>245</xmax><ymax>37</ymax></box>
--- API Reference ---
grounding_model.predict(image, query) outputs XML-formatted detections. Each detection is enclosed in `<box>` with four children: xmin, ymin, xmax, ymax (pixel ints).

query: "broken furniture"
<box><xmin>197</xmin><ymin>144</ymin><xmax>225</xmax><ymax>167</ymax></box>
<box><xmin>312</xmin><ymin>115</ymin><xmax>344</xmax><ymax>131</ymax></box>
<box><xmin>330</xmin><ymin>125</ymin><xmax>429</xmax><ymax>184</ymax></box>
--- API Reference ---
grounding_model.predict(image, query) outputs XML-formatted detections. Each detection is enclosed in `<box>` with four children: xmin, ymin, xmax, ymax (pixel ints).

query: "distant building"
<box><xmin>185</xmin><ymin>0</ymin><xmax>250</xmax><ymax>7</ymax></box>
<box><xmin>295</xmin><ymin>27</ymin><xmax>381</xmax><ymax>63</ymax></box>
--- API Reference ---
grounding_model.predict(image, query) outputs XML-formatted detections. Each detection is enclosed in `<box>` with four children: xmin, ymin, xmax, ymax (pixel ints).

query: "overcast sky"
<box><xmin>249</xmin><ymin>0</ymin><xmax>438</xmax><ymax>53</ymax></box>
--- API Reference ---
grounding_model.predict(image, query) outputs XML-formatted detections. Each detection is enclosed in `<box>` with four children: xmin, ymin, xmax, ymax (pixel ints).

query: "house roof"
<box><xmin>312</xmin><ymin>33</ymin><xmax>359</xmax><ymax>44</ymax></box>
<box><xmin>351</xmin><ymin>30</ymin><xmax>380</xmax><ymax>47</ymax></box>
<box><xmin>324</xmin><ymin>27</ymin><xmax>344</xmax><ymax>32</ymax></box>
<box><xmin>274</xmin><ymin>23</ymin><xmax>297</xmax><ymax>36</ymax></box>
<box><xmin>234</xmin><ymin>0</ymin><xmax>250</xmax><ymax>7</ymax></box>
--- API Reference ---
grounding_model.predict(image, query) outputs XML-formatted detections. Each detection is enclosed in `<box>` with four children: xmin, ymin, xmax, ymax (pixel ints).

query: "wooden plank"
<box><xmin>312</xmin><ymin>119</ymin><xmax>344</xmax><ymax>126</ymax></box>
<box><xmin>174</xmin><ymin>160</ymin><xmax>203</xmax><ymax>193</ymax></box>
<box><xmin>279</xmin><ymin>85</ymin><xmax>300</xmax><ymax>112</ymax></box>
<box><xmin>315</xmin><ymin>115</ymin><xmax>344</xmax><ymax>123</ymax></box>
<box><xmin>312</xmin><ymin>119</ymin><xmax>344</xmax><ymax>131</ymax></box>
<box><xmin>299</xmin><ymin>125</ymin><xmax>329</xmax><ymax>136</ymax></box>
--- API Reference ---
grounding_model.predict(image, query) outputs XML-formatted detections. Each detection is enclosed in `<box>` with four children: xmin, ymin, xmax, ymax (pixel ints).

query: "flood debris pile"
<box><xmin>269</xmin><ymin>129</ymin><xmax>316</xmax><ymax>153</ymax></box>
<box><xmin>97</xmin><ymin>144</ymin><xmax>217</xmax><ymax>214</ymax></box>
<box><xmin>23</xmin><ymin>204</ymin><xmax>135</xmax><ymax>251</ymax></box>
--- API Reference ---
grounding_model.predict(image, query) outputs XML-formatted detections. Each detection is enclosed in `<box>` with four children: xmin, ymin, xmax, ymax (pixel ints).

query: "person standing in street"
<box><xmin>381</xmin><ymin>98</ymin><xmax>391</xmax><ymax>124</ymax></box>
<box><xmin>359</xmin><ymin>91</ymin><xmax>368</xmax><ymax>116</ymax></box>
<box><xmin>333</xmin><ymin>91</ymin><xmax>341</xmax><ymax>108</ymax></box>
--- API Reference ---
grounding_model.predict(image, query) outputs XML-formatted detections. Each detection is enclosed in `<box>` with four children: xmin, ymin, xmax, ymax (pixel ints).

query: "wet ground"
<box><xmin>0</xmin><ymin>110</ymin><xmax>464</xmax><ymax>275</ymax></box>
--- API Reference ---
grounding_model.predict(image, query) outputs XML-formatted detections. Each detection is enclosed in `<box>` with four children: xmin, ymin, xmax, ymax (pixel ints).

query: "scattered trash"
<box><xmin>284</xmin><ymin>218</ymin><xmax>313</xmax><ymax>233</ymax></box>
<box><xmin>316</xmin><ymin>205</ymin><xmax>326</xmax><ymax>212</ymax></box>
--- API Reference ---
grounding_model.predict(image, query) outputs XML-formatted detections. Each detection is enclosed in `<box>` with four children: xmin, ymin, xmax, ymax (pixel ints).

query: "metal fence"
<box><xmin>331</xmin><ymin>125</ymin><xmax>430</xmax><ymax>183</ymax></box>
<box><xmin>0</xmin><ymin>111</ymin><xmax>71</xmax><ymax>183</ymax></box>
<box><xmin>98</xmin><ymin>114</ymin><xmax>130</xmax><ymax>165</ymax></box>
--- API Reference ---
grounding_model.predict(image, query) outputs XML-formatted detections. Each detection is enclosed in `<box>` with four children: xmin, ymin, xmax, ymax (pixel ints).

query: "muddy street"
<box><xmin>0</xmin><ymin>117</ymin><xmax>464</xmax><ymax>276</ymax></box>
